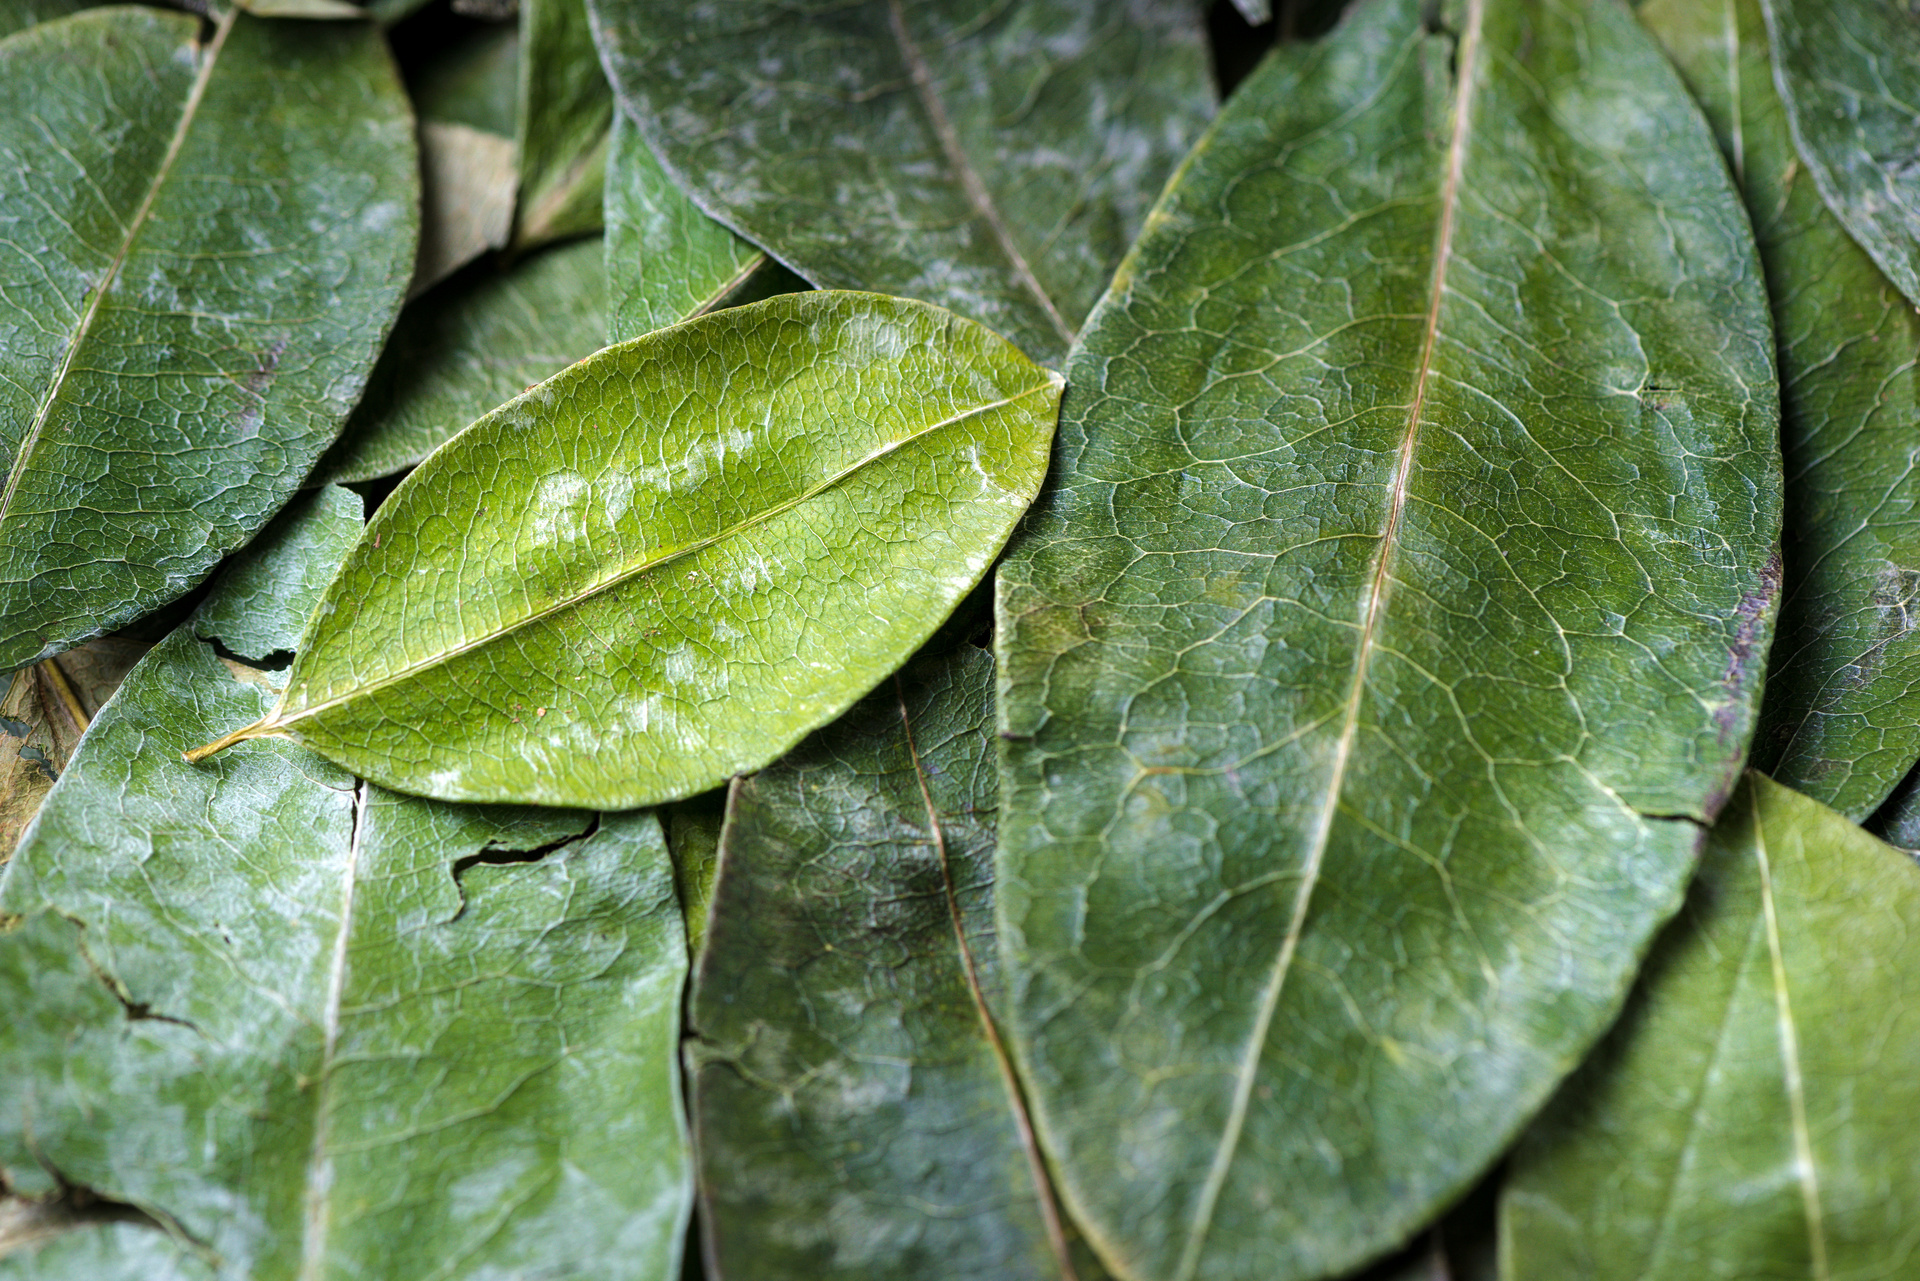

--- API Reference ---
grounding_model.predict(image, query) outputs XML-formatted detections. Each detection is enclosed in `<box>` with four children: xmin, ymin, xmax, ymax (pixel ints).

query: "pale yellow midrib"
<box><xmin>1170</xmin><ymin>5</ymin><xmax>1487</xmax><ymax>1276</ymax></box>
<box><xmin>0</xmin><ymin>7</ymin><xmax>236</xmax><ymax>531</ymax></box>
<box><xmin>296</xmin><ymin>779</ymin><xmax>368</xmax><ymax>1281</ymax></box>
<box><xmin>267</xmin><ymin>380</ymin><xmax>1057</xmax><ymax>732</ymax></box>
<box><xmin>1753</xmin><ymin>799</ymin><xmax>1832</xmax><ymax>1280</ymax></box>
<box><xmin>885</xmin><ymin>0</ymin><xmax>1076</xmax><ymax>351</ymax></box>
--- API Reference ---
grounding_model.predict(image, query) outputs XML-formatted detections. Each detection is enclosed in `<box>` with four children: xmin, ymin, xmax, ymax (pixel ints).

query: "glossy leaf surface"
<box><xmin>588</xmin><ymin>0</ymin><xmax>1213</xmax><ymax>366</ymax></box>
<box><xmin>994</xmin><ymin>2</ymin><xmax>1781</xmax><ymax>1278</ymax></box>
<box><xmin>0</xmin><ymin>7</ymin><xmax>416</xmax><ymax>668</ymax></box>
<box><xmin>205</xmin><ymin>292</ymin><xmax>1062</xmax><ymax>809</ymax></box>
<box><xmin>0</xmin><ymin>493</ymin><xmax>691</xmax><ymax>1281</ymax></box>
<box><xmin>605</xmin><ymin>109</ymin><xmax>772</xmax><ymax>345</ymax></box>
<box><xmin>1642</xmin><ymin>0</ymin><xmax>1920</xmax><ymax>819</ymax></box>
<box><xmin>1761</xmin><ymin>0</ymin><xmax>1920</xmax><ymax>310</ymax></box>
<box><xmin>691</xmin><ymin>642</ymin><xmax>1099</xmax><ymax>1280</ymax></box>
<box><xmin>1503</xmin><ymin>774</ymin><xmax>1920</xmax><ymax>1279</ymax></box>
<box><xmin>515</xmin><ymin>0</ymin><xmax>609</xmax><ymax>247</ymax></box>
<box><xmin>321</xmin><ymin>238</ymin><xmax>605</xmax><ymax>483</ymax></box>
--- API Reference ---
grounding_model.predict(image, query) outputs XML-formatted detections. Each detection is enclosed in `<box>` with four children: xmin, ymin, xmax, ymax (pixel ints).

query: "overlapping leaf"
<box><xmin>0</xmin><ymin>490</ymin><xmax>691</xmax><ymax>1281</ymax></box>
<box><xmin>0</xmin><ymin>7</ymin><xmax>416</xmax><ymax>669</ymax></box>
<box><xmin>321</xmin><ymin>239</ymin><xmax>606</xmax><ymax>483</ymax></box>
<box><xmin>994</xmin><ymin>2</ymin><xmax>1781</xmax><ymax>1278</ymax></box>
<box><xmin>195</xmin><ymin>293</ymin><xmax>1062</xmax><ymax>809</ymax></box>
<box><xmin>515</xmin><ymin>0</ymin><xmax>610</xmax><ymax>247</ymax></box>
<box><xmin>690</xmin><ymin>642</ymin><xmax>1102</xmax><ymax>1280</ymax></box>
<box><xmin>587</xmin><ymin>0</ymin><xmax>1214</xmax><ymax>366</ymax></box>
<box><xmin>1761</xmin><ymin>0</ymin><xmax>1920</xmax><ymax>310</ymax></box>
<box><xmin>1642</xmin><ymin>0</ymin><xmax>1920</xmax><ymax>819</ymax></box>
<box><xmin>1503</xmin><ymin>774</ymin><xmax>1920</xmax><ymax>1278</ymax></box>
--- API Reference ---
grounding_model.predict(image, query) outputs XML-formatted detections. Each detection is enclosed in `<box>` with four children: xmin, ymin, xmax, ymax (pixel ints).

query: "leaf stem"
<box><xmin>182</xmin><ymin>717</ymin><xmax>275</xmax><ymax>764</ymax></box>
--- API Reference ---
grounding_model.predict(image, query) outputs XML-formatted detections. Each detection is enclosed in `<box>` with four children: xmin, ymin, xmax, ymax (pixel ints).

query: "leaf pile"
<box><xmin>3</xmin><ymin>1</ymin><xmax>1920</xmax><ymax>1279</ymax></box>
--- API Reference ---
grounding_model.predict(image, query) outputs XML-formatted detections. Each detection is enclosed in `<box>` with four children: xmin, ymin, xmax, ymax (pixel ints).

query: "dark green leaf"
<box><xmin>587</xmin><ymin>0</ymin><xmax>1213</xmax><ymax>365</ymax></box>
<box><xmin>191</xmin><ymin>485</ymin><xmax>362</xmax><ymax>662</ymax></box>
<box><xmin>1761</xmin><ymin>0</ymin><xmax>1920</xmax><ymax>310</ymax></box>
<box><xmin>605</xmin><ymin>109</ymin><xmax>780</xmax><ymax>345</ymax></box>
<box><xmin>691</xmin><ymin>641</ymin><xmax>1102</xmax><ymax>1280</ymax></box>
<box><xmin>0</xmin><ymin>0</ymin><xmax>88</xmax><ymax>38</ymax></box>
<box><xmin>321</xmin><ymin>238</ymin><xmax>606</xmax><ymax>484</ymax></box>
<box><xmin>0</xmin><ymin>7</ymin><xmax>416</xmax><ymax>670</ymax></box>
<box><xmin>196</xmin><ymin>293</ymin><xmax>1062</xmax><ymax>810</ymax></box>
<box><xmin>408</xmin><ymin>21</ymin><xmax>519</xmax><ymax>138</ymax></box>
<box><xmin>994</xmin><ymin>2</ymin><xmax>1781</xmax><ymax>1278</ymax></box>
<box><xmin>1644</xmin><ymin>0</ymin><xmax>1920</xmax><ymax>820</ymax></box>
<box><xmin>514</xmin><ymin>0</ymin><xmax>610</xmax><ymax>248</ymax></box>
<box><xmin>1503</xmin><ymin>773</ymin><xmax>1920</xmax><ymax>1279</ymax></box>
<box><xmin>0</xmin><ymin>492</ymin><xmax>691</xmax><ymax>1281</ymax></box>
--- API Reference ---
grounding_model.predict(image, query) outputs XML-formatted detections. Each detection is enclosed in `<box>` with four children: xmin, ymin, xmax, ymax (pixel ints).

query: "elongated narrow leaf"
<box><xmin>0</xmin><ymin>7</ymin><xmax>416</xmax><ymax>668</ymax></box>
<box><xmin>1641</xmin><ymin>0</ymin><xmax>1920</xmax><ymax>819</ymax></box>
<box><xmin>691</xmin><ymin>642</ymin><xmax>1103</xmax><ymax>1280</ymax></box>
<box><xmin>1761</xmin><ymin>0</ymin><xmax>1920</xmax><ymax>310</ymax></box>
<box><xmin>321</xmin><ymin>238</ymin><xmax>606</xmax><ymax>483</ymax></box>
<box><xmin>994</xmin><ymin>3</ymin><xmax>1781</xmax><ymax>1279</ymax></box>
<box><xmin>1503</xmin><ymin>774</ymin><xmax>1920</xmax><ymax>1279</ymax></box>
<box><xmin>605</xmin><ymin>109</ymin><xmax>793</xmax><ymax>345</ymax></box>
<box><xmin>515</xmin><ymin>0</ymin><xmax>610</xmax><ymax>247</ymax></box>
<box><xmin>198</xmin><ymin>293</ymin><xmax>1061</xmax><ymax>809</ymax></box>
<box><xmin>587</xmin><ymin>0</ymin><xmax>1213</xmax><ymax>365</ymax></box>
<box><xmin>0</xmin><ymin>492</ymin><xmax>691</xmax><ymax>1281</ymax></box>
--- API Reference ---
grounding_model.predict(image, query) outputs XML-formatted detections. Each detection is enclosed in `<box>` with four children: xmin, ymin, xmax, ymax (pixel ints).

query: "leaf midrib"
<box><xmin>1169</xmin><ymin>5</ymin><xmax>1487</xmax><ymax>1276</ymax></box>
<box><xmin>895</xmin><ymin>673</ymin><xmax>1081</xmax><ymax>1281</ymax></box>
<box><xmin>270</xmin><ymin>379</ymin><xmax>1058</xmax><ymax>732</ymax></box>
<box><xmin>0</xmin><ymin>6</ymin><xmax>236</xmax><ymax>532</ymax></box>
<box><xmin>884</xmin><ymin>0</ymin><xmax>1075</xmax><ymax>351</ymax></box>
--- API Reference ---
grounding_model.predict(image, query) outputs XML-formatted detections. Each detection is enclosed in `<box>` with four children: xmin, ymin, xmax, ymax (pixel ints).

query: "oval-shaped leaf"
<box><xmin>1641</xmin><ymin>0</ymin><xmax>1920</xmax><ymax>820</ymax></box>
<box><xmin>197</xmin><ymin>292</ymin><xmax>1062</xmax><ymax>809</ymax></box>
<box><xmin>0</xmin><ymin>494</ymin><xmax>691</xmax><ymax>1281</ymax></box>
<box><xmin>1761</xmin><ymin>0</ymin><xmax>1920</xmax><ymax>311</ymax></box>
<box><xmin>993</xmin><ymin>2</ymin><xmax>1781</xmax><ymax>1278</ymax></box>
<box><xmin>0</xmin><ymin>6</ymin><xmax>416</xmax><ymax>669</ymax></box>
<box><xmin>1503</xmin><ymin>773</ymin><xmax>1920</xmax><ymax>1279</ymax></box>
<box><xmin>586</xmin><ymin>0</ymin><xmax>1214</xmax><ymax>366</ymax></box>
<box><xmin>691</xmin><ymin>641</ymin><xmax>1103</xmax><ymax>1280</ymax></box>
<box><xmin>321</xmin><ymin>238</ymin><xmax>606</xmax><ymax>484</ymax></box>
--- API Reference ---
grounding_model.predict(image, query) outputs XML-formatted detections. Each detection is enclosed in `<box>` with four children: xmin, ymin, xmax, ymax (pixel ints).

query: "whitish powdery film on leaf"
<box><xmin>190</xmin><ymin>292</ymin><xmax>1062</xmax><ymax>811</ymax></box>
<box><xmin>0</xmin><ymin>486</ymin><xmax>692</xmax><ymax>1281</ymax></box>
<box><xmin>995</xmin><ymin>2</ymin><xmax>1781</xmax><ymax>1278</ymax></box>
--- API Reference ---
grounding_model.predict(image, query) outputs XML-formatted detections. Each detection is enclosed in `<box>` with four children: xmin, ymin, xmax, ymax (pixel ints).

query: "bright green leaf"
<box><xmin>197</xmin><ymin>292</ymin><xmax>1062</xmax><ymax>810</ymax></box>
<box><xmin>690</xmin><ymin>641</ymin><xmax>1104</xmax><ymax>1280</ymax></box>
<box><xmin>994</xmin><ymin>2</ymin><xmax>1781</xmax><ymax>1278</ymax></box>
<box><xmin>514</xmin><ymin>0</ymin><xmax>610</xmax><ymax>248</ymax></box>
<box><xmin>1502</xmin><ymin>773</ymin><xmax>1920</xmax><ymax>1279</ymax></box>
<box><xmin>604</xmin><ymin>108</ymin><xmax>795</xmax><ymax>345</ymax></box>
<box><xmin>587</xmin><ymin>0</ymin><xmax>1213</xmax><ymax>365</ymax></box>
<box><xmin>0</xmin><ymin>494</ymin><xmax>691</xmax><ymax>1281</ymax></box>
<box><xmin>1761</xmin><ymin>0</ymin><xmax>1920</xmax><ymax>310</ymax></box>
<box><xmin>1641</xmin><ymin>0</ymin><xmax>1920</xmax><ymax>820</ymax></box>
<box><xmin>320</xmin><ymin>238</ymin><xmax>606</xmax><ymax>484</ymax></box>
<box><xmin>0</xmin><ymin>7</ymin><xmax>416</xmax><ymax>670</ymax></box>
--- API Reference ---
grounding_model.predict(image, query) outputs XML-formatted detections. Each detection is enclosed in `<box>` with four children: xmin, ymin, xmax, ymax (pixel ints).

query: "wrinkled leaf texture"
<box><xmin>0</xmin><ymin>6</ymin><xmax>416</xmax><ymax>669</ymax></box>
<box><xmin>994</xmin><ymin>2</ymin><xmax>1781</xmax><ymax>1278</ymax></box>
<box><xmin>691</xmin><ymin>642</ymin><xmax>1103</xmax><ymax>1280</ymax></box>
<box><xmin>1503</xmin><ymin>773</ymin><xmax>1920</xmax><ymax>1279</ymax></box>
<box><xmin>1641</xmin><ymin>0</ymin><xmax>1920</xmax><ymax>819</ymax></box>
<box><xmin>198</xmin><ymin>293</ymin><xmax>1062</xmax><ymax>810</ymax></box>
<box><xmin>0</xmin><ymin>489</ymin><xmax>691</xmax><ymax>1281</ymax></box>
<box><xmin>1761</xmin><ymin>0</ymin><xmax>1920</xmax><ymax>311</ymax></box>
<box><xmin>586</xmin><ymin>0</ymin><xmax>1215</xmax><ymax>366</ymax></box>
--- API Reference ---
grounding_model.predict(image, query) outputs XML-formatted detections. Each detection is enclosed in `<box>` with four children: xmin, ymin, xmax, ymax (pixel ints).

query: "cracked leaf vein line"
<box><xmin>1169</xmin><ymin>3</ymin><xmax>1485</xmax><ymax>1275</ymax></box>
<box><xmin>0</xmin><ymin>5</ymin><xmax>236</xmax><ymax>531</ymax></box>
